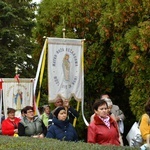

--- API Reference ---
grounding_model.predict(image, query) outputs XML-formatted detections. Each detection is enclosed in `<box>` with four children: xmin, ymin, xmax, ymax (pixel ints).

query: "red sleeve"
<box><xmin>2</xmin><ymin>120</ymin><xmax>15</xmax><ymax>136</ymax></box>
<box><xmin>87</xmin><ymin>123</ymin><xmax>96</xmax><ymax>143</ymax></box>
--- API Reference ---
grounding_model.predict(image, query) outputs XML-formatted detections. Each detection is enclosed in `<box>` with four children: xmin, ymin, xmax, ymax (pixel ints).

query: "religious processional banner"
<box><xmin>2</xmin><ymin>78</ymin><xmax>34</xmax><ymax>117</ymax></box>
<box><xmin>0</xmin><ymin>79</ymin><xmax>2</xmax><ymax>122</ymax></box>
<box><xmin>47</xmin><ymin>38</ymin><xmax>84</xmax><ymax>102</ymax></box>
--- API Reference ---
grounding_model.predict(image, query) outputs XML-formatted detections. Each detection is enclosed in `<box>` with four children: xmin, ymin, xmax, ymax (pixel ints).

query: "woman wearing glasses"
<box><xmin>18</xmin><ymin>106</ymin><xmax>47</xmax><ymax>138</ymax></box>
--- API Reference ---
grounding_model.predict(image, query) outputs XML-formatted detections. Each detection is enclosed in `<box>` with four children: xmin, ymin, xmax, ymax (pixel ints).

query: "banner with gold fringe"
<box><xmin>2</xmin><ymin>78</ymin><xmax>34</xmax><ymax>118</ymax></box>
<box><xmin>47</xmin><ymin>38</ymin><xmax>84</xmax><ymax>102</ymax></box>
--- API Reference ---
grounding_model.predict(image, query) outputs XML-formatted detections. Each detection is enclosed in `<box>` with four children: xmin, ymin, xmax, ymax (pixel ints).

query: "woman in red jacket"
<box><xmin>87</xmin><ymin>99</ymin><xmax>120</xmax><ymax>146</ymax></box>
<box><xmin>2</xmin><ymin>108</ymin><xmax>20</xmax><ymax>136</ymax></box>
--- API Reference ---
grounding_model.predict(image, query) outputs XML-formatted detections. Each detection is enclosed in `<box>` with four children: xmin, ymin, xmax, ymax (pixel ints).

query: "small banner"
<box><xmin>0</xmin><ymin>89</ymin><xmax>2</xmax><ymax>123</ymax></box>
<box><xmin>48</xmin><ymin>38</ymin><xmax>84</xmax><ymax>102</ymax></box>
<box><xmin>0</xmin><ymin>79</ymin><xmax>2</xmax><ymax>122</ymax></box>
<box><xmin>2</xmin><ymin>78</ymin><xmax>34</xmax><ymax>118</ymax></box>
<box><xmin>0</xmin><ymin>79</ymin><xmax>2</xmax><ymax>90</ymax></box>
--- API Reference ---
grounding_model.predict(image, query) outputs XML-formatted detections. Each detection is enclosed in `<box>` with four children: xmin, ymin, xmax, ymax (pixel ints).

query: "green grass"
<box><xmin>0</xmin><ymin>135</ymin><xmax>140</xmax><ymax>150</ymax></box>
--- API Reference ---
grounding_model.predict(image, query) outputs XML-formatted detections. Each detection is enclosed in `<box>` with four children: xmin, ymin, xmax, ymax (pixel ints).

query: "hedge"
<box><xmin>0</xmin><ymin>135</ymin><xmax>140</xmax><ymax>150</ymax></box>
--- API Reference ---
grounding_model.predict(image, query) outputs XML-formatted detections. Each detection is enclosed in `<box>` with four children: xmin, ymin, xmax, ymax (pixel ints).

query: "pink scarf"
<box><xmin>100</xmin><ymin>116</ymin><xmax>110</xmax><ymax>129</ymax></box>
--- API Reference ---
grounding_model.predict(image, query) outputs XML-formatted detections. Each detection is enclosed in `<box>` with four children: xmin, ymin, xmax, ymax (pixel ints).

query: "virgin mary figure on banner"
<box><xmin>14</xmin><ymin>89</ymin><xmax>23</xmax><ymax>110</ymax></box>
<box><xmin>62</xmin><ymin>54</ymin><xmax>70</xmax><ymax>81</ymax></box>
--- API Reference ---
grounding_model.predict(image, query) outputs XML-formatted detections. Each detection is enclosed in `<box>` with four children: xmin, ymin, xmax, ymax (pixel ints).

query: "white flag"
<box><xmin>2</xmin><ymin>78</ymin><xmax>34</xmax><ymax>118</ymax></box>
<box><xmin>48</xmin><ymin>38</ymin><xmax>84</xmax><ymax>102</ymax></box>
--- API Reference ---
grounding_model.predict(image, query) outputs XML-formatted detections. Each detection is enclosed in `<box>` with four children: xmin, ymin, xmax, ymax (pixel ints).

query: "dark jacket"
<box><xmin>46</xmin><ymin>117</ymin><xmax>78</xmax><ymax>141</ymax></box>
<box><xmin>68</xmin><ymin>106</ymin><xmax>79</xmax><ymax>124</ymax></box>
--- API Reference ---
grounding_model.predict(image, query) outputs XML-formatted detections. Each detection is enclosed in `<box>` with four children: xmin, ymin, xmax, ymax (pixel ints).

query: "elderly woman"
<box><xmin>2</xmin><ymin>108</ymin><xmax>21</xmax><ymax>136</ymax></box>
<box><xmin>18</xmin><ymin>106</ymin><xmax>47</xmax><ymax>138</ymax></box>
<box><xmin>87</xmin><ymin>99</ymin><xmax>120</xmax><ymax>146</ymax></box>
<box><xmin>41</xmin><ymin>105</ymin><xmax>51</xmax><ymax>128</ymax></box>
<box><xmin>140</xmin><ymin>99</ymin><xmax>150</xmax><ymax>142</ymax></box>
<box><xmin>46</xmin><ymin>106</ymin><xmax>78</xmax><ymax>141</ymax></box>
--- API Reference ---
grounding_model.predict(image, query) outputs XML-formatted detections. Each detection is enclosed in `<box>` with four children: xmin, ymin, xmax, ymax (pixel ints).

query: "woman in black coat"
<box><xmin>46</xmin><ymin>106</ymin><xmax>78</xmax><ymax>141</ymax></box>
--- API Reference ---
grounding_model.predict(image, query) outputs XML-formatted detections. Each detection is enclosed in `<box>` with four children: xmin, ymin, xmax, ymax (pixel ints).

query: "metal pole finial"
<box><xmin>15</xmin><ymin>66</ymin><xmax>19</xmax><ymax>74</ymax></box>
<box><xmin>62</xmin><ymin>16</ymin><xmax>66</xmax><ymax>38</ymax></box>
<box><xmin>62</xmin><ymin>28</ymin><xmax>66</xmax><ymax>38</ymax></box>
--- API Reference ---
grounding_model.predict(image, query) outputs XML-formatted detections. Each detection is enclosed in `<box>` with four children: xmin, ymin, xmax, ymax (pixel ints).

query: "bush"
<box><xmin>0</xmin><ymin>135</ymin><xmax>139</xmax><ymax>150</ymax></box>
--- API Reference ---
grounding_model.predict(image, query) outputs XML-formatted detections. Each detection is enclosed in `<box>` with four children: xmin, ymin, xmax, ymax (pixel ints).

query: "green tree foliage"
<box><xmin>34</xmin><ymin>0</ymin><xmax>115</xmax><ymax>104</ymax></box>
<box><xmin>34</xmin><ymin>0</ymin><xmax>123</xmax><ymax>140</ymax></box>
<box><xmin>98</xmin><ymin>0</ymin><xmax>150</xmax><ymax>119</ymax></box>
<box><xmin>0</xmin><ymin>0</ymin><xmax>36</xmax><ymax>78</ymax></box>
<box><xmin>34</xmin><ymin>0</ymin><xmax>150</xmax><ymax>141</ymax></box>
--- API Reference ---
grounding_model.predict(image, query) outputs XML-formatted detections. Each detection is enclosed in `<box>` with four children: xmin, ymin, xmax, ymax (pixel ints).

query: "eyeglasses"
<box><xmin>27</xmin><ymin>110</ymin><xmax>34</xmax><ymax>113</ymax></box>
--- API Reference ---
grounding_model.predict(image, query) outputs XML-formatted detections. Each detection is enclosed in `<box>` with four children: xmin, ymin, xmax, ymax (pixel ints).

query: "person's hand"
<box><xmin>116</xmin><ymin>116</ymin><xmax>120</xmax><ymax>121</ymax></box>
<box><xmin>39</xmin><ymin>134</ymin><xmax>44</xmax><ymax>138</ymax></box>
<box><xmin>32</xmin><ymin>134</ymin><xmax>44</xmax><ymax>138</ymax></box>
<box><xmin>32</xmin><ymin>135</ymin><xmax>39</xmax><ymax>138</ymax></box>
<box><xmin>63</xmin><ymin>100</ymin><xmax>70</xmax><ymax>108</ymax></box>
<box><xmin>14</xmin><ymin>129</ymin><xmax>18</xmax><ymax>134</ymax></box>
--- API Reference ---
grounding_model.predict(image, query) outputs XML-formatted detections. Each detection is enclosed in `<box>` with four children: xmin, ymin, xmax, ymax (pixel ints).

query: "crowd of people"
<box><xmin>0</xmin><ymin>98</ymin><xmax>79</xmax><ymax>142</ymax></box>
<box><xmin>5</xmin><ymin>94</ymin><xmax>150</xmax><ymax>147</ymax></box>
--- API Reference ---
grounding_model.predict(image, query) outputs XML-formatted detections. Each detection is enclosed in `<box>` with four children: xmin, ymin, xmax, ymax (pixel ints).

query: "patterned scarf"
<box><xmin>100</xmin><ymin>116</ymin><xmax>110</xmax><ymax>129</ymax></box>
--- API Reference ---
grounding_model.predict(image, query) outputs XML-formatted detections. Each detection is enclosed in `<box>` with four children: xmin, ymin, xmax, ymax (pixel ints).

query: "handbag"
<box><xmin>140</xmin><ymin>136</ymin><xmax>150</xmax><ymax>150</ymax></box>
<box><xmin>126</xmin><ymin>121</ymin><xmax>143</xmax><ymax>147</ymax></box>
